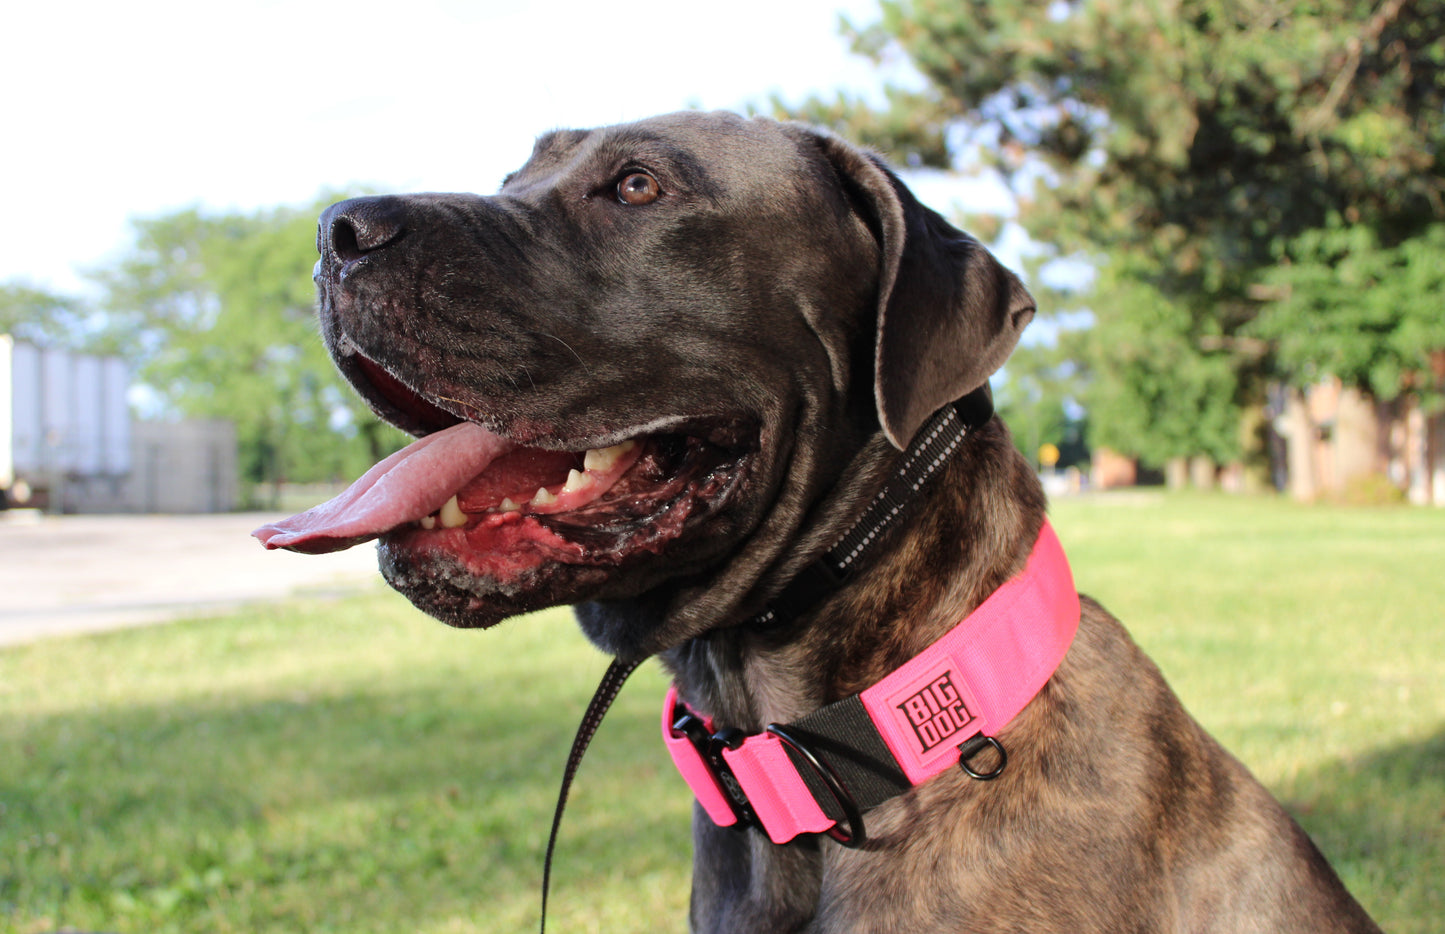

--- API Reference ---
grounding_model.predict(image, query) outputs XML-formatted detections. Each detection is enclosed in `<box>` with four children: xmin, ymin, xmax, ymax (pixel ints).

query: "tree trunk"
<box><xmin>1406</xmin><ymin>402</ymin><xmax>1429</xmax><ymax>505</ymax></box>
<box><xmin>1236</xmin><ymin>402</ymin><xmax>1274</xmax><ymax>494</ymax></box>
<box><xmin>1282</xmin><ymin>387</ymin><xmax>1318</xmax><ymax>502</ymax></box>
<box><xmin>1189</xmin><ymin>455</ymin><xmax>1216</xmax><ymax>490</ymax></box>
<box><xmin>1428</xmin><ymin>410</ymin><xmax>1445</xmax><ymax>507</ymax></box>
<box><xmin>1164</xmin><ymin>457</ymin><xmax>1189</xmax><ymax>490</ymax></box>
<box><xmin>1333</xmin><ymin>385</ymin><xmax>1385</xmax><ymax>493</ymax></box>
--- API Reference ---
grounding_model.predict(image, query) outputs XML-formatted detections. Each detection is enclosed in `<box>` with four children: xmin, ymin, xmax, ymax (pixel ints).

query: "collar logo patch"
<box><xmin>897</xmin><ymin>671</ymin><xmax>976</xmax><ymax>753</ymax></box>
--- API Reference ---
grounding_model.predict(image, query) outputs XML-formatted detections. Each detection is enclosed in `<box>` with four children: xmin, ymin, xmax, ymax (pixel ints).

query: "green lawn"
<box><xmin>2</xmin><ymin>493</ymin><xmax>1441</xmax><ymax>933</ymax></box>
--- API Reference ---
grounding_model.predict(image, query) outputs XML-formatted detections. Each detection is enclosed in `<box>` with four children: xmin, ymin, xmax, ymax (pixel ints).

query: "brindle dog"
<box><xmin>262</xmin><ymin>111</ymin><xmax>1382</xmax><ymax>932</ymax></box>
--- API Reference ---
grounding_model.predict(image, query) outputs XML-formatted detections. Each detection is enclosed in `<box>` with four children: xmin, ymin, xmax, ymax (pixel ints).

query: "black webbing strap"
<box><xmin>538</xmin><ymin>655</ymin><xmax>645</xmax><ymax>934</ymax></box>
<box><xmin>750</xmin><ymin>386</ymin><xmax>993</xmax><ymax>629</ymax></box>
<box><xmin>778</xmin><ymin>694</ymin><xmax>912</xmax><ymax>817</ymax></box>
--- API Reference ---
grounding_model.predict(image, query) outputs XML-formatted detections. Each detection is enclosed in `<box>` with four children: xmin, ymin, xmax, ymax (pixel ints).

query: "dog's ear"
<box><xmin>808</xmin><ymin>129</ymin><xmax>1036</xmax><ymax>449</ymax></box>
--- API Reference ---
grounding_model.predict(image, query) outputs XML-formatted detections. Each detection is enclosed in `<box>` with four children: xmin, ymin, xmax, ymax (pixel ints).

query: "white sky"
<box><xmin>1</xmin><ymin>0</ymin><xmax>1020</xmax><ymax>298</ymax></box>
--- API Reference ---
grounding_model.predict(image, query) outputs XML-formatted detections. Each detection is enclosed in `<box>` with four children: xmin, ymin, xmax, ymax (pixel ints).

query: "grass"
<box><xmin>2</xmin><ymin>492</ymin><xmax>1442</xmax><ymax>933</ymax></box>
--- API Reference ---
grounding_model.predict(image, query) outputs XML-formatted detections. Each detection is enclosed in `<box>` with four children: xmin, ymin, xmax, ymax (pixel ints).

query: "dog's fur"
<box><xmin>311</xmin><ymin>111</ymin><xmax>1381</xmax><ymax>932</ymax></box>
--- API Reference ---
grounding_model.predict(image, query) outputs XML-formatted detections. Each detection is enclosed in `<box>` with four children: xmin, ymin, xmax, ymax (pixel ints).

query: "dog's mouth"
<box><xmin>254</xmin><ymin>350</ymin><xmax>757</xmax><ymax>620</ymax></box>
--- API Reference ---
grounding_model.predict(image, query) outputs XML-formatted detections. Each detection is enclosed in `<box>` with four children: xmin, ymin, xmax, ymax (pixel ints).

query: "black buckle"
<box><xmin>673</xmin><ymin>707</ymin><xmax>869</xmax><ymax>847</ymax></box>
<box><xmin>672</xmin><ymin>712</ymin><xmax>758</xmax><ymax>831</ymax></box>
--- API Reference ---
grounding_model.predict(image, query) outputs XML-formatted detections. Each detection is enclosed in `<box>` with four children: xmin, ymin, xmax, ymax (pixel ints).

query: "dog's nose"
<box><xmin>319</xmin><ymin>197</ymin><xmax>407</xmax><ymax>265</ymax></box>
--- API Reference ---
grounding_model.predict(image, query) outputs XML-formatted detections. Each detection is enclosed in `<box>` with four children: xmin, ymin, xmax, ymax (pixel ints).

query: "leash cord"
<box><xmin>538</xmin><ymin>654</ymin><xmax>646</xmax><ymax>934</ymax></box>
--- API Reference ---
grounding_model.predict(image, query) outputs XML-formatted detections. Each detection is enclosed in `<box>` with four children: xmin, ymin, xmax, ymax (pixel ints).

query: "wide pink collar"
<box><xmin>663</xmin><ymin>521</ymin><xmax>1080</xmax><ymax>846</ymax></box>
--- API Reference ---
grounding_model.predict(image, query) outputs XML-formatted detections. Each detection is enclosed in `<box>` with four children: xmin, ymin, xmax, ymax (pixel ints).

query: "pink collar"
<box><xmin>663</xmin><ymin>521</ymin><xmax>1080</xmax><ymax>846</ymax></box>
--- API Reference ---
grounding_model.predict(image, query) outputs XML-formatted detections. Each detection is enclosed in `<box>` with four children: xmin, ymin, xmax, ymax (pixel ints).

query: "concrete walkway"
<box><xmin>0</xmin><ymin>511</ymin><xmax>382</xmax><ymax>646</ymax></box>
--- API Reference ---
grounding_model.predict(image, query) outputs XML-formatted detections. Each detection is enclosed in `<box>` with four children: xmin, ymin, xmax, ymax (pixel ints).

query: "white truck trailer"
<box><xmin>1</xmin><ymin>335</ymin><xmax>131</xmax><ymax>510</ymax></box>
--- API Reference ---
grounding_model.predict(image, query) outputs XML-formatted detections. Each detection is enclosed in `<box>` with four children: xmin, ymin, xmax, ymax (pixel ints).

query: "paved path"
<box><xmin>0</xmin><ymin>511</ymin><xmax>382</xmax><ymax>646</ymax></box>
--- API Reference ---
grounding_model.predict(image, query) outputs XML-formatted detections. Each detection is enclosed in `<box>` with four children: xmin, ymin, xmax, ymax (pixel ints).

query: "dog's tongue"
<box><xmin>252</xmin><ymin>421</ymin><xmax>516</xmax><ymax>554</ymax></box>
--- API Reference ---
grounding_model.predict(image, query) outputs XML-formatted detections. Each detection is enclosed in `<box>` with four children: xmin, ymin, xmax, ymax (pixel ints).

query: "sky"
<box><xmin>2</xmin><ymin>0</ymin><xmax>1020</xmax><ymax>299</ymax></box>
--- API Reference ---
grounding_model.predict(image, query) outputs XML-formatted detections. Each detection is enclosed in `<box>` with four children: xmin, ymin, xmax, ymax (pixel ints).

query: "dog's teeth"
<box><xmin>499</xmin><ymin>497</ymin><xmax>521</xmax><ymax>512</ymax></box>
<box><xmin>583</xmin><ymin>440</ymin><xmax>636</xmax><ymax>473</ymax></box>
<box><xmin>420</xmin><ymin>515</ymin><xmax>437</xmax><ymax>530</ymax></box>
<box><xmin>439</xmin><ymin>495</ymin><xmax>468</xmax><ymax>528</ymax></box>
<box><xmin>562</xmin><ymin>468</ymin><xmax>590</xmax><ymax>494</ymax></box>
<box><xmin>532</xmin><ymin>486</ymin><xmax>558</xmax><ymax>506</ymax></box>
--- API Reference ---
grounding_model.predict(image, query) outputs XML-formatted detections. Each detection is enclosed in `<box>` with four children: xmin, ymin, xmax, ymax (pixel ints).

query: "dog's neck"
<box><xmin>661</xmin><ymin>418</ymin><xmax>1045</xmax><ymax>732</ymax></box>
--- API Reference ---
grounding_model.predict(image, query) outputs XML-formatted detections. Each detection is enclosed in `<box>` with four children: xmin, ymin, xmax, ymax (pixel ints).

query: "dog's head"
<box><xmin>257</xmin><ymin>111</ymin><xmax>1033</xmax><ymax>658</ymax></box>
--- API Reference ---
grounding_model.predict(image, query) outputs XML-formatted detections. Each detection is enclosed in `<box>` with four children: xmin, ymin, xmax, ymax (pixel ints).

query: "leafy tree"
<box><xmin>92</xmin><ymin>200</ymin><xmax>405</xmax><ymax>496</ymax></box>
<box><xmin>786</xmin><ymin>0</ymin><xmax>1445</xmax><ymax>463</ymax></box>
<box><xmin>1077</xmin><ymin>270</ymin><xmax>1242</xmax><ymax>466</ymax></box>
<box><xmin>0</xmin><ymin>283</ymin><xmax>93</xmax><ymax>349</ymax></box>
<box><xmin>995</xmin><ymin>339</ymin><xmax>1086</xmax><ymax>468</ymax></box>
<box><xmin>1252</xmin><ymin>222</ymin><xmax>1445</xmax><ymax>408</ymax></box>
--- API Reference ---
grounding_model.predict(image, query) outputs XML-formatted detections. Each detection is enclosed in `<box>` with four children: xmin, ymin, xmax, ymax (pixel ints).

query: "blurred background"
<box><xmin>5</xmin><ymin>0</ymin><xmax>1441</xmax><ymax>515</ymax></box>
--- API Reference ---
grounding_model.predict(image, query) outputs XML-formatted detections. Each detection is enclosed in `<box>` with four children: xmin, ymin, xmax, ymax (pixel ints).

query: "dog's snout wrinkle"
<box><xmin>321</xmin><ymin>197</ymin><xmax>407</xmax><ymax>266</ymax></box>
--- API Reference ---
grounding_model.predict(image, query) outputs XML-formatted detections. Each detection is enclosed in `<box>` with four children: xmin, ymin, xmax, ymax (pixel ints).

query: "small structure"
<box><xmin>123</xmin><ymin>419</ymin><xmax>238</xmax><ymax>514</ymax></box>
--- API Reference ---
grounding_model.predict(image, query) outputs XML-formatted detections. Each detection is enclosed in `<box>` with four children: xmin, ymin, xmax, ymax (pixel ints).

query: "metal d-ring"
<box><xmin>765</xmin><ymin>723</ymin><xmax>866</xmax><ymax>848</ymax></box>
<box><xmin>957</xmin><ymin>734</ymin><xmax>1008</xmax><ymax>781</ymax></box>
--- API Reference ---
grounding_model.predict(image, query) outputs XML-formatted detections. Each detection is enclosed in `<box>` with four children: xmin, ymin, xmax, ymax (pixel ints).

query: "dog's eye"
<box><xmin>616</xmin><ymin>171</ymin><xmax>661</xmax><ymax>206</ymax></box>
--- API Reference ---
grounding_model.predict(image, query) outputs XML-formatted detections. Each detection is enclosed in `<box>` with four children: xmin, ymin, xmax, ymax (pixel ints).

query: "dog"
<box><xmin>257</xmin><ymin>111</ymin><xmax>1382</xmax><ymax>932</ymax></box>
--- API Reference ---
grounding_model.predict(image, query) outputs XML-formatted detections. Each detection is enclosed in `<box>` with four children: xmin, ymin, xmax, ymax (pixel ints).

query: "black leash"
<box><xmin>538</xmin><ymin>654</ymin><xmax>645</xmax><ymax>933</ymax></box>
<box><xmin>533</xmin><ymin>386</ymin><xmax>993</xmax><ymax>928</ymax></box>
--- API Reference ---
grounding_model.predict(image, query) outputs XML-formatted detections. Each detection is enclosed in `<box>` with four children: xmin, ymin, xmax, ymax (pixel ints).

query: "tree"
<box><xmin>994</xmin><ymin>339</ymin><xmax>1089</xmax><ymax>469</ymax></box>
<box><xmin>0</xmin><ymin>283</ymin><xmax>93</xmax><ymax>349</ymax></box>
<box><xmin>92</xmin><ymin>200</ymin><xmax>406</xmax><ymax>497</ymax></box>
<box><xmin>1077</xmin><ymin>270</ymin><xmax>1243</xmax><ymax>467</ymax></box>
<box><xmin>786</xmin><ymin>0</ymin><xmax>1445</xmax><ymax>470</ymax></box>
<box><xmin>1252</xmin><ymin>222</ymin><xmax>1445</xmax><ymax>406</ymax></box>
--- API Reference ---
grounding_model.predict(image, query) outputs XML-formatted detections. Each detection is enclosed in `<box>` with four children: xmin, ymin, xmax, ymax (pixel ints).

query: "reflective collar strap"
<box><xmin>663</xmin><ymin>521</ymin><xmax>1080</xmax><ymax>845</ymax></box>
<box><xmin>749</xmin><ymin>386</ymin><xmax>994</xmax><ymax>629</ymax></box>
